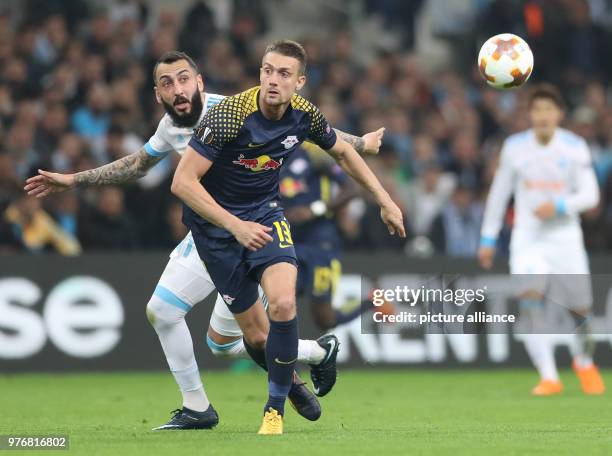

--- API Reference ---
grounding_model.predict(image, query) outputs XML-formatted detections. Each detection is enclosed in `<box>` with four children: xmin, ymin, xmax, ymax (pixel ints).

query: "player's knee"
<box><xmin>145</xmin><ymin>299</ymin><xmax>159</xmax><ymax>326</ymax></box>
<box><xmin>268</xmin><ymin>295</ymin><xmax>296</xmax><ymax>321</ymax></box>
<box><xmin>243</xmin><ymin>331</ymin><xmax>266</xmax><ymax>350</ymax></box>
<box><xmin>145</xmin><ymin>295</ymin><xmax>185</xmax><ymax>328</ymax></box>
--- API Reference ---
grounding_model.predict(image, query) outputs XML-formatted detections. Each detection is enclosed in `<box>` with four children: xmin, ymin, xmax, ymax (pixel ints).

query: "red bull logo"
<box><xmin>233</xmin><ymin>154</ymin><xmax>283</xmax><ymax>172</ymax></box>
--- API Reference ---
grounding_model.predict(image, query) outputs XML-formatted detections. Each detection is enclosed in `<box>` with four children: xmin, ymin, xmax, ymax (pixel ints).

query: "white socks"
<box><xmin>182</xmin><ymin>387</ymin><xmax>211</xmax><ymax>412</ymax></box>
<box><xmin>523</xmin><ymin>333</ymin><xmax>559</xmax><ymax>381</ymax></box>
<box><xmin>146</xmin><ymin>295</ymin><xmax>210</xmax><ymax>412</ymax></box>
<box><xmin>171</xmin><ymin>362</ymin><xmax>210</xmax><ymax>411</ymax></box>
<box><xmin>298</xmin><ymin>339</ymin><xmax>326</xmax><ymax>364</ymax></box>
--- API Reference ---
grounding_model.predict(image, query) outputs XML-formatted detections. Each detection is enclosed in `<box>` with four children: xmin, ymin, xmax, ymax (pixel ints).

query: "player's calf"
<box><xmin>264</xmin><ymin>317</ymin><xmax>298</xmax><ymax>416</ymax></box>
<box><xmin>146</xmin><ymin>292</ymin><xmax>211</xmax><ymax>413</ymax></box>
<box><xmin>260</xmin><ymin>263</ymin><xmax>299</xmax><ymax>417</ymax></box>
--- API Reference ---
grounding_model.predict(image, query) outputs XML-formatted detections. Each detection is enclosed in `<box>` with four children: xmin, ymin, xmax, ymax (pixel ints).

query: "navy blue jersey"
<box><xmin>280</xmin><ymin>146</ymin><xmax>347</xmax><ymax>249</ymax></box>
<box><xmin>185</xmin><ymin>86</ymin><xmax>337</xmax><ymax>238</ymax></box>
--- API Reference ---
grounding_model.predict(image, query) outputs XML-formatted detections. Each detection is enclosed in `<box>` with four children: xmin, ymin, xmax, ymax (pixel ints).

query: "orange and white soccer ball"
<box><xmin>478</xmin><ymin>33</ymin><xmax>533</xmax><ymax>89</ymax></box>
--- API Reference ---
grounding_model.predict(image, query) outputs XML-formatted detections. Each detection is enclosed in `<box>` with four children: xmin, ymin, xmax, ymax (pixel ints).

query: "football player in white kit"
<box><xmin>478</xmin><ymin>83</ymin><xmax>604</xmax><ymax>396</ymax></box>
<box><xmin>25</xmin><ymin>51</ymin><xmax>386</xmax><ymax>427</ymax></box>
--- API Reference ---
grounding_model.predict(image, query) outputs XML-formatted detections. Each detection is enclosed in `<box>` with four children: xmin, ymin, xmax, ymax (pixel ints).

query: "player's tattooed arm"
<box><xmin>74</xmin><ymin>148</ymin><xmax>164</xmax><ymax>186</ymax></box>
<box><xmin>25</xmin><ymin>148</ymin><xmax>165</xmax><ymax>198</ymax></box>
<box><xmin>334</xmin><ymin>129</ymin><xmax>365</xmax><ymax>154</ymax></box>
<box><xmin>333</xmin><ymin>127</ymin><xmax>385</xmax><ymax>156</ymax></box>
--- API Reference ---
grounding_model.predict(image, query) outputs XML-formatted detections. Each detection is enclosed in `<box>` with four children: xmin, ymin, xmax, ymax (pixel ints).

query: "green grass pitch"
<box><xmin>1</xmin><ymin>369</ymin><xmax>611</xmax><ymax>455</ymax></box>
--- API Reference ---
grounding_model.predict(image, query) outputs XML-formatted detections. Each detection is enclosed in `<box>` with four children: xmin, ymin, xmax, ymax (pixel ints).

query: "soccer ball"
<box><xmin>478</xmin><ymin>33</ymin><xmax>533</xmax><ymax>89</ymax></box>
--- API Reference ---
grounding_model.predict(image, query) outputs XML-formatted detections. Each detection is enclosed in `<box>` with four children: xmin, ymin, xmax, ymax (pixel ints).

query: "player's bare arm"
<box><xmin>171</xmin><ymin>146</ymin><xmax>273</xmax><ymax>251</ymax></box>
<box><xmin>325</xmin><ymin>137</ymin><xmax>405</xmax><ymax>237</ymax></box>
<box><xmin>24</xmin><ymin>148</ymin><xmax>164</xmax><ymax>198</ymax></box>
<box><xmin>333</xmin><ymin>127</ymin><xmax>385</xmax><ymax>155</ymax></box>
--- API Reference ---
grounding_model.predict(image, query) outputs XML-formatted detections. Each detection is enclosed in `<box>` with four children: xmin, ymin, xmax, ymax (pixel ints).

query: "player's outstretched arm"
<box><xmin>24</xmin><ymin>148</ymin><xmax>165</xmax><ymax>198</ymax></box>
<box><xmin>325</xmin><ymin>137</ymin><xmax>405</xmax><ymax>238</ymax></box>
<box><xmin>334</xmin><ymin>127</ymin><xmax>385</xmax><ymax>156</ymax></box>
<box><xmin>171</xmin><ymin>146</ymin><xmax>273</xmax><ymax>251</ymax></box>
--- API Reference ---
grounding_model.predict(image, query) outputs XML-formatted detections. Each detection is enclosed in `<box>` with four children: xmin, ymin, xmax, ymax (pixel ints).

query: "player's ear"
<box><xmin>296</xmin><ymin>75</ymin><xmax>306</xmax><ymax>91</ymax></box>
<box><xmin>196</xmin><ymin>74</ymin><xmax>204</xmax><ymax>92</ymax></box>
<box><xmin>154</xmin><ymin>86</ymin><xmax>162</xmax><ymax>104</ymax></box>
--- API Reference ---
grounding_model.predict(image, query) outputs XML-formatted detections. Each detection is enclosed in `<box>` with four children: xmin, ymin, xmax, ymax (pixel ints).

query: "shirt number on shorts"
<box><xmin>273</xmin><ymin>220</ymin><xmax>294</xmax><ymax>248</ymax></box>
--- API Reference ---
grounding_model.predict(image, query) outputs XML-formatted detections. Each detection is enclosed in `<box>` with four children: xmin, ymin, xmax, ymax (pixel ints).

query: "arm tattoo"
<box><xmin>334</xmin><ymin>129</ymin><xmax>365</xmax><ymax>155</ymax></box>
<box><xmin>74</xmin><ymin>148</ymin><xmax>164</xmax><ymax>186</ymax></box>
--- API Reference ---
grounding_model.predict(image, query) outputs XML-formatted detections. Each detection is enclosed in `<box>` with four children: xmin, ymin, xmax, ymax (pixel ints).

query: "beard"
<box><xmin>162</xmin><ymin>90</ymin><xmax>203</xmax><ymax>128</ymax></box>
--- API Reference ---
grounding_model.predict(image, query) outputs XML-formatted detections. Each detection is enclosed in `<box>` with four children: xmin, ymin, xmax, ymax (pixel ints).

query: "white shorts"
<box><xmin>155</xmin><ymin>232</ymin><xmax>244</xmax><ymax>337</ymax></box>
<box><xmin>509</xmin><ymin>239</ymin><xmax>592</xmax><ymax>309</ymax></box>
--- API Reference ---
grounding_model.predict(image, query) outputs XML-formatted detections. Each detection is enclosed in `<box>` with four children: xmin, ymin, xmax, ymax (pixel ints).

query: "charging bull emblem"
<box><xmin>233</xmin><ymin>154</ymin><xmax>283</xmax><ymax>172</ymax></box>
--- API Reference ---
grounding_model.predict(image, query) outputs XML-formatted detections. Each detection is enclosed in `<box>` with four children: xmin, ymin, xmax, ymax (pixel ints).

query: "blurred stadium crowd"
<box><xmin>1</xmin><ymin>0</ymin><xmax>612</xmax><ymax>256</ymax></box>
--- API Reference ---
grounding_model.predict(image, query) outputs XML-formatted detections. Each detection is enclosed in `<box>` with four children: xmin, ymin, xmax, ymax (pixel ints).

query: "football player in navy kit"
<box><xmin>172</xmin><ymin>40</ymin><xmax>405</xmax><ymax>434</ymax></box>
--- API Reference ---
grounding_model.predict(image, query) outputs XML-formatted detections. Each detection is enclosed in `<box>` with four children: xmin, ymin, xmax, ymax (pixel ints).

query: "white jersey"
<box><xmin>143</xmin><ymin>92</ymin><xmax>225</xmax><ymax>157</ymax></box>
<box><xmin>142</xmin><ymin>91</ymin><xmax>245</xmax><ymax>336</ymax></box>
<box><xmin>481</xmin><ymin>128</ymin><xmax>599</xmax><ymax>248</ymax></box>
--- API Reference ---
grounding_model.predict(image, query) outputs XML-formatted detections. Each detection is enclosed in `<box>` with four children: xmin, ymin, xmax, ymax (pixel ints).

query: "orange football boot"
<box><xmin>531</xmin><ymin>379</ymin><xmax>563</xmax><ymax>396</ymax></box>
<box><xmin>573</xmin><ymin>361</ymin><xmax>605</xmax><ymax>395</ymax></box>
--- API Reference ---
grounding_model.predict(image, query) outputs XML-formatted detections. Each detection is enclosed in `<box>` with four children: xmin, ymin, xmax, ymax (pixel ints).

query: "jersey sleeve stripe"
<box><xmin>144</xmin><ymin>142</ymin><xmax>170</xmax><ymax>157</ymax></box>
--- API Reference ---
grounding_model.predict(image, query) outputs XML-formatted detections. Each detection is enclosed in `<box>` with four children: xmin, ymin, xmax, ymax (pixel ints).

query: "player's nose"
<box><xmin>268</xmin><ymin>73</ymin><xmax>280</xmax><ymax>86</ymax></box>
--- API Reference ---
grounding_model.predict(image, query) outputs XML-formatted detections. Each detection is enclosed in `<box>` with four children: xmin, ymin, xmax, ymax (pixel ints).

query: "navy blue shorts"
<box><xmin>295</xmin><ymin>243</ymin><xmax>341</xmax><ymax>303</ymax></box>
<box><xmin>191</xmin><ymin>210</ymin><xmax>297</xmax><ymax>314</ymax></box>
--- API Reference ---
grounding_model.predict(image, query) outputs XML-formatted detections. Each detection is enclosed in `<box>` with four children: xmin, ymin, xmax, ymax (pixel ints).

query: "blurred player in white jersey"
<box><xmin>25</xmin><ymin>51</ymin><xmax>385</xmax><ymax>427</ymax></box>
<box><xmin>478</xmin><ymin>83</ymin><xmax>604</xmax><ymax>396</ymax></box>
